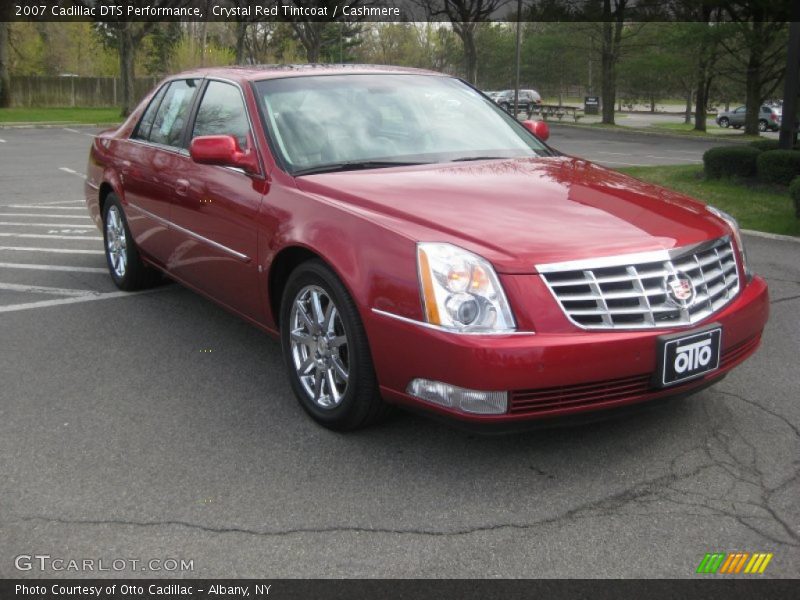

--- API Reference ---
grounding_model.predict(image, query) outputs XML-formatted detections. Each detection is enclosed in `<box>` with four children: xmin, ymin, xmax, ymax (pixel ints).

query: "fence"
<box><xmin>9</xmin><ymin>76</ymin><xmax>161</xmax><ymax>108</ymax></box>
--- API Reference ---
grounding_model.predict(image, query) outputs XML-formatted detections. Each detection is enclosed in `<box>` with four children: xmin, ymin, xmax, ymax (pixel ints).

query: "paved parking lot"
<box><xmin>1</xmin><ymin>126</ymin><xmax>798</xmax><ymax>578</ymax></box>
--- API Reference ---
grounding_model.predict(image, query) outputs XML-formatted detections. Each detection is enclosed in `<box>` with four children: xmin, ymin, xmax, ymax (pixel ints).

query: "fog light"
<box><xmin>406</xmin><ymin>379</ymin><xmax>508</xmax><ymax>415</ymax></box>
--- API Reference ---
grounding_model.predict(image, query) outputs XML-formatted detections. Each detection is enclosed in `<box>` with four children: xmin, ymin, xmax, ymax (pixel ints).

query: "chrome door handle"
<box><xmin>175</xmin><ymin>179</ymin><xmax>189</xmax><ymax>196</ymax></box>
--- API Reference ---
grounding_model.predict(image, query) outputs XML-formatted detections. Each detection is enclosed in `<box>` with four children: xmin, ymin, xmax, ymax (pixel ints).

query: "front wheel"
<box><xmin>103</xmin><ymin>194</ymin><xmax>159</xmax><ymax>290</ymax></box>
<box><xmin>718</xmin><ymin>117</ymin><xmax>729</xmax><ymax>128</ymax></box>
<box><xmin>758</xmin><ymin>119</ymin><xmax>768</xmax><ymax>132</ymax></box>
<box><xmin>280</xmin><ymin>260</ymin><xmax>390</xmax><ymax>430</ymax></box>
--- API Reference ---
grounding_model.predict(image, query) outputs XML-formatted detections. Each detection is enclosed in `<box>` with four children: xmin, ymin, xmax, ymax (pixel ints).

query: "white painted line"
<box><xmin>0</xmin><ymin>222</ymin><xmax>94</xmax><ymax>228</ymax></box>
<box><xmin>58</xmin><ymin>167</ymin><xmax>87</xmax><ymax>179</ymax></box>
<box><xmin>0</xmin><ymin>262</ymin><xmax>107</xmax><ymax>273</ymax></box>
<box><xmin>0</xmin><ymin>289</ymin><xmax>157</xmax><ymax>314</ymax></box>
<box><xmin>0</xmin><ymin>233</ymin><xmax>101</xmax><ymax>241</ymax></box>
<box><xmin>0</xmin><ymin>246</ymin><xmax>103</xmax><ymax>255</ymax></box>
<box><xmin>0</xmin><ymin>282</ymin><xmax>95</xmax><ymax>296</ymax></box>
<box><xmin>0</xmin><ymin>138</ymin><xmax>6</xmax><ymax>143</ymax></box>
<box><xmin>0</xmin><ymin>213</ymin><xmax>92</xmax><ymax>219</ymax></box>
<box><xmin>0</xmin><ymin>200</ymin><xmax>83</xmax><ymax>207</ymax></box>
<box><xmin>63</xmin><ymin>127</ymin><xmax>96</xmax><ymax>138</ymax></box>
<box><xmin>4</xmin><ymin>205</ymin><xmax>85</xmax><ymax>210</ymax></box>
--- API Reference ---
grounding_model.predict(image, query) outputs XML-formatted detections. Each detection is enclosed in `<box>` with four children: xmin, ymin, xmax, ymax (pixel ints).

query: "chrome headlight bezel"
<box><xmin>416</xmin><ymin>242</ymin><xmax>516</xmax><ymax>333</ymax></box>
<box><xmin>707</xmin><ymin>206</ymin><xmax>751</xmax><ymax>279</ymax></box>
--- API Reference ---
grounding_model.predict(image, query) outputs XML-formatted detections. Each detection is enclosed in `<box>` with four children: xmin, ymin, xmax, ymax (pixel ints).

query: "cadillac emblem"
<box><xmin>665</xmin><ymin>272</ymin><xmax>696</xmax><ymax>308</ymax></box>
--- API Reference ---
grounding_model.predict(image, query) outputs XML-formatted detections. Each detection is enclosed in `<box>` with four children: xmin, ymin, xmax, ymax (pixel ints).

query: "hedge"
<box><xmin>703</xmin><ymin>146</ymin><xmax>761</xmax><ymax>179</ymax></box>
<box><xmin>756</xmin><ymin>150</ymin><xmax>800</xmax><ymax>185</ymax></box>
<box><xmin>749</xmin><ymin>139</ymin><xmax>799</xmax><ymax>152</ymax></box>
<box><xmin>790</xmin><ymin>176</ymin><xmax>800</xmax><ymax>218</ymax></box>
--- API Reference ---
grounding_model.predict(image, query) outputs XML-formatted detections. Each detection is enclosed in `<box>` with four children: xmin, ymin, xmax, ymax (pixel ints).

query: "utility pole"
<box><xmin>514</xmin><ymin>0</ymin><xmax>522</xmax><ymax>120</ymax></box>
<box><xmin>779</xmin><ymin>20</ymin><xmax>800</xmax><ymax>149</ymax></box>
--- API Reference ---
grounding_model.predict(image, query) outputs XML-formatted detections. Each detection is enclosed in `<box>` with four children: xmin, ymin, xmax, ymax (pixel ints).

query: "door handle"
<box><xmin>175</xmin><ymin>179</ymin><xmax>189</xmax><ymax>197</ymax></box>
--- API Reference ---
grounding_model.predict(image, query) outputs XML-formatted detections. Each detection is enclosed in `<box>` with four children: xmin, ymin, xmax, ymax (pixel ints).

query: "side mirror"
<box><xmin>189</xmin><ymin>135</ymin><xmax>259</xmax><ymax>174</ymax></box>
<box><xmin>522</xmin><ymin>120</ymin><xmax>550</xmax><ymax>142</ymax></box>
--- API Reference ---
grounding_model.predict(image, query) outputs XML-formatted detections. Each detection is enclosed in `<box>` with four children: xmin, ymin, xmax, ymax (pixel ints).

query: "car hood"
<box><xmin>295</xmin><ymin>156</ymin><xmax>727</xmax><ymax>274</ymax></box>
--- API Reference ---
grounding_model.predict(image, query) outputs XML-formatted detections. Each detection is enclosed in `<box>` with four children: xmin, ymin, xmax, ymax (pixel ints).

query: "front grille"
<box><xmin>539</xmin><ymin>237</ymin><xmax>740</xmax><ymax>329</ymax></box>
<box><xmin>509</xmin><ymin>334</ymin><xmax>760</xmax><ymax>415</ymax></box>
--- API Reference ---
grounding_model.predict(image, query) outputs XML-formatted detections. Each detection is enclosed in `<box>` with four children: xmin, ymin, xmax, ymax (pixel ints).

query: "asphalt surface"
<box><xmin>1</xmin><ymin>126</ymin><xmax>798</xmax><ymax>578</ymax></box>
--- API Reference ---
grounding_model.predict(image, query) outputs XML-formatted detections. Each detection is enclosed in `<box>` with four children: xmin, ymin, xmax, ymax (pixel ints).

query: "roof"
<box><xmin>175</xmin><ymin>63</ymin><xmax>445</xmax><ymax>83</ymax></box>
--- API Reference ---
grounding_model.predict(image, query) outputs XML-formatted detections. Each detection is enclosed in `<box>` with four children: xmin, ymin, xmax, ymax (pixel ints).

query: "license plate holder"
<box><xmin>655</xmin><ymin>324</ymin><xmax>722</xmax><ymax>388</ymax></box>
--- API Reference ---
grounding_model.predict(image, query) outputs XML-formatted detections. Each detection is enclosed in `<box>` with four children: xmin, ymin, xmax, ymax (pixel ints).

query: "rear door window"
<box><xmin>147</xmin><ymin>80</ymin><xmax>198</xmax><ymax>148</ymax></box>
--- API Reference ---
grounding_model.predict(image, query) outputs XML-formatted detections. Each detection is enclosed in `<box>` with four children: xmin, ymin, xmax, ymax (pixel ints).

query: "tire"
<box><xmin>500</xmin><ymin>102</ymin><xmax>510</xmax><ymax>111</ymax></box>
<box><xmin>758</xmin><ymin>119</ymin><xmax>768</xmax><ymax>132</ymax></box>
<box><xmin>102</xmin><ymin>194</ymin><xmax>159</xmax><ymax>291</ymax></box>
<box><xmin>280</xmin><ymin>259</ymin><xmax>390</xmax><ymax>431</ymax></box>
<box><xmin>733</xmin><ymin>124</ymin><xmax>741</xmax><ymax>129</ymax></box>
<box><xmin>718</xmin><ymin>117</ymin><xmax>729</xmax><ymax>128</ymax></box>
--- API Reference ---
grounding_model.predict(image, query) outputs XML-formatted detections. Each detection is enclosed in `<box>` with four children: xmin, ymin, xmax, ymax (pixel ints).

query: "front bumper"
<box><xmin>366</xmin><ymin>275</ymin><xmax>768</xmax><ymax>424</ymax></box>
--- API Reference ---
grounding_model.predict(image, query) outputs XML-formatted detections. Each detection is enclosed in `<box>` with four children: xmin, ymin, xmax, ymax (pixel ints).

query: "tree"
<box><xmin>420</xmin><ymin>0</ymin><xmax>509</xmax><ymax>85</ymax></box>
<box><xmin>87</xmin><ymin>0</ymin><xmax>190</xmax><ymax>116</ymax></box>
<box><xmin>0</xmin><ymin>22</ymin><xmax>10</xmax><ymax>107</ymax></box>
<box><xmin>720</xmin><ymin>1</ymin><xmax>789</xmax><ymax>135</ymax></box>
<box><xmin>287</xmin><ymin>1</ymin><xmax>366</xmax><ymax>63</ymax></box>
<box><xmin>599</xmin><ymin>0</ymin><xmax>628</xmax><ymax>124</ymax></box>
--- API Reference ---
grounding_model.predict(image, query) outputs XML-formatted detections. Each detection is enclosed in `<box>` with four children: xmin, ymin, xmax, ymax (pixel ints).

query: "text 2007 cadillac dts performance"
<box><xmin>84</xmin><ymin>65</ymin><xmax>768</xmax><ymax>430</ymax></box>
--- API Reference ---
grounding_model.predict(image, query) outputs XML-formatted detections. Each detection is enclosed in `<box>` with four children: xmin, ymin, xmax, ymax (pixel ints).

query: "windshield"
<box><xmin>253</xmin><ymin>74</ymin><xmax>551</xmax><ymax>175</ymax></box>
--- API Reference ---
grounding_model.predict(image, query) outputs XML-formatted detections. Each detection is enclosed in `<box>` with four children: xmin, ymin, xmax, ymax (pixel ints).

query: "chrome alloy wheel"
<box><xmin>289</xmin><ymin>285</ymin><xmax>350</xmax><ymax>409</ymax></box>
<box><xmin>105</xmin><ymin>205</ymin><xmax>127</xmax><ymax>278</ymax></box>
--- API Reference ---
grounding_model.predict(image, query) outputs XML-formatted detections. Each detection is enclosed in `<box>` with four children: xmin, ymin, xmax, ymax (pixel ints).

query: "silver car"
<box><xmin>716</xmin><ymin>105</ymin><xmax>781</xmax><ymax>132</ymax></box>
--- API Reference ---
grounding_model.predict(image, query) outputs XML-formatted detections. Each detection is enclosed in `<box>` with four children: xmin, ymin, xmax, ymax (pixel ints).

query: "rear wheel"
<box><xmin>718</xmin><ymin>117</ymin><xmax>729</xmax><ymax>128</ymax></box>
<box><xmin>103</xmin><ymin>194</ymin><xmax>159</xmax><ymax>290</ymax></box>
<box><xmin>758</xmin><ymin>119</ymin><xmax>768</xmax><ymax>132</ymax></box>
<box><xmin>280</xmin><ymin>260</ymin><xmax>390</xmax><ymax>430</ymax></box>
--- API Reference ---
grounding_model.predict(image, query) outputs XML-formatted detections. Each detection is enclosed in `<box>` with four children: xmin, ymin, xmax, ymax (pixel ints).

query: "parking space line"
<box><xmin>0</xmin><ymin>246</ymin><xmax>103</xmax><ymax>255</ymax></box>
<box><xmin>3</xmin><ymin>205</ymin><xmax>86</xmax><ymax>210</ymax></box>
<box><xmin>0</xmin><ymin>282</ymin><xmax>95</xmax><ymax>296</ymax></box>
<box><xmin>63</xmin><ymin>128</ymin><xmax>96</xmax><ymax>138</ymax></box>
<box><xmin>5</xmin><ymin>200</ymin><xmax>84</xmax><ymax>207</ymax></box>
<box><xmin>0</xmin><ymin>213</ymin><xmax>93</xmax><ymax>219</ymax></box>
<box><xmin>0</xmin><ymin>262</ymin><xmax>107</xmax><ymax>273</ymax></box>
<box><xmin>0</xmin><ymin>222</ymin><xmax>95</xmax><ymax>228</ymax></box>
<box><xmin>0</xmin><ymin>289</ymin><xmax>157</xmax><ymax>314</ymax></box>
<box><xmin>597</xmin><ymin>160</ymin><xmax>651</xmax><ymax>166</ymax></box>
<box><xmin>58</xmin><ymin>167</ymin><xmax>87</xmax><ymax>179</ymax></box>
<box><xmin>0</xmin><ymin>138</ymin><xmax>6</xmax><ymax>143</ymax></box>
<box><xmin>0</xmin><ymin>233</ymin><xmax>101</xmax><ymax>241</ymax></box>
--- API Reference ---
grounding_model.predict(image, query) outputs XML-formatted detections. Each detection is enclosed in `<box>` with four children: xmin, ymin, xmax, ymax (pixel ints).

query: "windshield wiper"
<box><xmin>293</xmin><ymin>161</ymin><xmax>428</xmax><ymax>176</ymax></box>
<box><xmin>450</xmin><ymin>156</ymin><xmax>510</xmax><ymax>162</ymax></box>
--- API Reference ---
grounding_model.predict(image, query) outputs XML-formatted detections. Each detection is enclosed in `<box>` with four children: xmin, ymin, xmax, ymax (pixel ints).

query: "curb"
<box><xmin>742</xmin><ymin>229</ymin><xmax>800</xmax><ymax>243</ymax></box>
<box><xmin>551</xmin><ymin>121</ymin><xmax>756</xmax><ymax>144</ymax></box>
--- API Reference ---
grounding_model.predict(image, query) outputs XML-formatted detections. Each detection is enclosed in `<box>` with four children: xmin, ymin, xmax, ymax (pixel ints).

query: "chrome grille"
<box><xmin>539</xmin><ymin>237</ymin><xmax>740</xmax><ymax>329</ymax></box>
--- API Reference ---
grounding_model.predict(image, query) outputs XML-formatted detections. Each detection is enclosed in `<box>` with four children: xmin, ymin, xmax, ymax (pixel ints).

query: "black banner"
<box><xmin>2</xmin><ymin>579</ymin><xmax>799</xmax><ymax>600</ymax></box>
<box><xmin>1</xmin><ymin>0</ymin><xmax>795</xmax><ymax>23</ymax></box>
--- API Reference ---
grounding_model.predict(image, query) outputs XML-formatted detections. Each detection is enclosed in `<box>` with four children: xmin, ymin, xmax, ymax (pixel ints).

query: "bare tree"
<box><xmin>419</xmin><ymin>0</ymin><xmax>508</xmax><ymax>85</ymax></box>
<box><xmin>287</xmin><ymin>1</ymin><xmax>366</xmax><ymax>63</ymax></box>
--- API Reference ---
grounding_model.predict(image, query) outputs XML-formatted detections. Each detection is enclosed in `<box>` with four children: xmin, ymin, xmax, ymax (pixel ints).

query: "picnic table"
<box><xmin>528</xmin><ymin>104</ymin><xmax>584</xmax><ymax>122</ymax></box>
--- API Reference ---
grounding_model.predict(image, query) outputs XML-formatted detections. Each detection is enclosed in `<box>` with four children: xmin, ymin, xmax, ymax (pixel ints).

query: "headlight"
<box><xmin>417</xmin><ymin>242</ymin><xmax>516</xmax><ymax>333</ymax></box>
<box><xmin>707</xmin><ymin>206</ymin><xmax>751</xmax><ymax>279</ymax></box>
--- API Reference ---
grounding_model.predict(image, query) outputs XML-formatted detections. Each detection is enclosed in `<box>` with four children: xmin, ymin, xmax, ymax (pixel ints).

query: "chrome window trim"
<box><xmin>126</xmin><ymin>76</ymin><xmax>265</xmax><ymax>179</ymax></box>
<box><xmin>371</xmin><ymin>308</ymin><xmax>535</xmax><ymax>336</ymax></box>
<box><xmin>127</xmin><ymin>202</ymin><xmax>251</xmax><ymax>263</ymax></box>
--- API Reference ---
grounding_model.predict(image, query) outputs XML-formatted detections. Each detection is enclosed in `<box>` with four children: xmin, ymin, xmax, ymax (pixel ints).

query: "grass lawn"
<box><xmin>0</xmin><ymin>107</ymin><xmax>122</xmax><ymax>125</ymax></box>
<box><xmin>649</xmin><ymin>121</ymin><xmax>763</xmax><ymax>140</ymax></box>
<box><xmin>618</xmin><ymin>164</ymin><xmax>799</xmax><ymax>237</ymax></box>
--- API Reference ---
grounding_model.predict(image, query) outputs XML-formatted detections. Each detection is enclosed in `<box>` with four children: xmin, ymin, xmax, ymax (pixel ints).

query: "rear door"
<box><xmin>120</xmin><ymin>79</ymin><xmax>200</xmax><ymax>265</ymax></box>
<box><xmin>167</xmin><ymin>79</ymin><xmax>266</xmax><ymax>322</ymax></box>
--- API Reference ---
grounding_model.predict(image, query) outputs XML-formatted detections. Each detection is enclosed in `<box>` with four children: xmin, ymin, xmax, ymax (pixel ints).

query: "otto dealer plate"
<box><xmin>657</xmin><ymin>325</ymin><xmax>722</xmax><ymax>387</ymax></box>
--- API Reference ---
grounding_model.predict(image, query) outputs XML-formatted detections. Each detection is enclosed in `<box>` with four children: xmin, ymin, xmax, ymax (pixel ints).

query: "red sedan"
<box><xmin>84</xmin><ymin>65</ymin><xmax>768</xmax><ymax>430</ymax></box>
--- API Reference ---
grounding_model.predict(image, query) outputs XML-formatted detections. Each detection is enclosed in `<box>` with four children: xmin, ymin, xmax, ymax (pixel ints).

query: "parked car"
<box><xmin>716</xmin><ymin>105</ymin><xmax>782</xmax><ymax>132</ymax></box>
<box><xmin>495</xmin><ymin>89</ymin><xmax>542</xmax><ymax>112</ymax></box>
<box><xmin>85</xmin><ymin>65</ymin><xmax>768</xmax><ymax>431</ymax></box>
